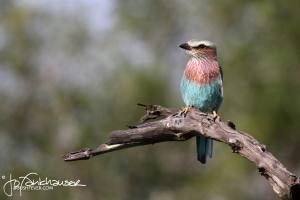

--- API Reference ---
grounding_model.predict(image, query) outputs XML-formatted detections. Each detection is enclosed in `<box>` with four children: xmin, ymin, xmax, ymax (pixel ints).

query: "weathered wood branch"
<box><xmin>63</xmin><ymin>104</ymin><xmax>300</xmax><ymax>200</ymax></box>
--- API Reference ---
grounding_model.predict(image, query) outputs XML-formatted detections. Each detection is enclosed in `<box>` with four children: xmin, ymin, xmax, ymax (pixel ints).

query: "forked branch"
<box><xmin>63</xmin><ymin>104</ymin><xmax>300</xmax><ymax>200</ymax></box>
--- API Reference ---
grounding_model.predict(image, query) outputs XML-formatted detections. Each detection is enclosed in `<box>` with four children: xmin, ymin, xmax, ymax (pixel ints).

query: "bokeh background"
<box><xmin>0</xmin><ymin>0</ymin><xmax>300</xmax><ymax>199</ymax></box>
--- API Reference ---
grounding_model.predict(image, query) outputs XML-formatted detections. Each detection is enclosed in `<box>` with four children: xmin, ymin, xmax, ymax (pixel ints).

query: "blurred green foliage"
<box><xmin>0</xmin><ymin>0</ymin><xmax>299</xmax><ymax>199</ymax></box>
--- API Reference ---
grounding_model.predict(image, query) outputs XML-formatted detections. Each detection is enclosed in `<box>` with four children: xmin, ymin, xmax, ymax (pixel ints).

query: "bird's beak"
<box><xmin>179</xmin><ymin>43</ymin><xmax>192</xmax><ymax>50</ymax></box>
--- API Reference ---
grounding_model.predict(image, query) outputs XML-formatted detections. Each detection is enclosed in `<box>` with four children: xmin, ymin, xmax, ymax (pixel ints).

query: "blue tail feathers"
<box><xmin>196</xmin><ymin>135</ymin><xmax>213</xmax><ymax>164</ymax></box>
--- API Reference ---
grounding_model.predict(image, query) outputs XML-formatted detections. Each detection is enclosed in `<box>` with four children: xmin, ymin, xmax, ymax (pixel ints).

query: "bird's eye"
<box><xmin>197</xmin><ymin>44</ymin><xmax>206</xmax><ymax>48</ymax></box>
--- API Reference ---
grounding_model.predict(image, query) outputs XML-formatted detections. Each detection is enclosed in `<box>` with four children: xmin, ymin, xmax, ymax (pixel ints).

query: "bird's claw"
<box><xmin>212</xmin><ymin>111</ymin><xmax>220</xmax><ymax>120</ymax></box>
<box><xmin>179</xmin><ymin>106</ymin><xmax>192</xmax><ymax>117</ymax></box>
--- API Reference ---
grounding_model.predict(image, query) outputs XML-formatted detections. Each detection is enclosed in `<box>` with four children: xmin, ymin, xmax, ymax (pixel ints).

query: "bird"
<box><xmin>179</xmin><ymin>40</ymin><xmax>223</xmax><ymax>164</ymax></box>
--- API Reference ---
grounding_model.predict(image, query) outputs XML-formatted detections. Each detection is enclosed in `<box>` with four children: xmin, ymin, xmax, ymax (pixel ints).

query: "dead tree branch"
<box><xmin>63</xmin><ymin>104</ymin><xmax>300</xmax><ymax>200</ymax></box>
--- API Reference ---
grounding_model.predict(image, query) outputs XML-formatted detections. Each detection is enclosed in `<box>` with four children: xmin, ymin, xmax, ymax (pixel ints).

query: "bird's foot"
<box><xmin>212</xmin><ymin>111</ymin><xmax>220</xmax><ymax>120</ymax></box>
<box><xmin>179</xmin><ymin>106</ymin><xmax>192</xmax><ymax>117</ymax></box>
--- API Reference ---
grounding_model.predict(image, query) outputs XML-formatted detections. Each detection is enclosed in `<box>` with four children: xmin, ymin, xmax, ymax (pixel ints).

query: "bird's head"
<box><xmin>179</xmin><ymin>40</ymin><xmax>217</xmax><ymax>59</ymax></box>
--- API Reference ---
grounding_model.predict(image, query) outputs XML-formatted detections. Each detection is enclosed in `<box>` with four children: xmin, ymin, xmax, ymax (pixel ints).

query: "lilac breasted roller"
<box><xmin>179</xmin><ymin>40</ymin><xmax>223</xmax><ymax>164</ymax></box>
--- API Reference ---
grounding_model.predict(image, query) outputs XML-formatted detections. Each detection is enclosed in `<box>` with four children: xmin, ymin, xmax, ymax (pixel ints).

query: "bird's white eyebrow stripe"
<box><xmin>187</xmin><ymin>40</ymin><xmax>216</xmax><ymax>48</ymax></box>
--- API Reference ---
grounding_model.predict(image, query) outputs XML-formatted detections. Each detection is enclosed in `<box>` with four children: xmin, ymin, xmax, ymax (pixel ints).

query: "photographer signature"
<box><xmin>2</xmin><ymin>172</ymin><xmax>86</xmax><ymax>197</ymax></box>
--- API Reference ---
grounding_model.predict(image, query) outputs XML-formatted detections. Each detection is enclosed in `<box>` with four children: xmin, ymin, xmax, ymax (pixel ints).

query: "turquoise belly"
<box><xmin>180</xmin><ymin>75</ymin><xmax>223</xmax><ymax>112</ymax></box>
